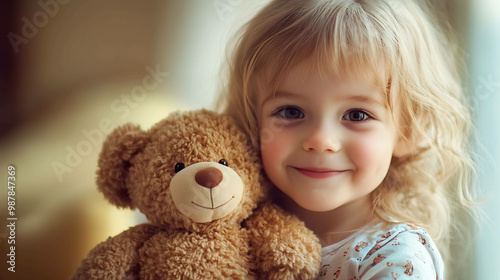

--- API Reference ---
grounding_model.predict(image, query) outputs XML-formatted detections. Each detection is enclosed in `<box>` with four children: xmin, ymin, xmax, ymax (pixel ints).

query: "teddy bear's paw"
<box><xmin>254</xmin><ymin>243</ymin><xmax>320</xmax><ymax>279</ymax></box>
<box><xmin>71</xmin><ymin>267</ymin><xmax>138</xmax><ymax>280</ymax></box>
<box><xmin>247</xmin><ymin>203</ymin><xmax>322</xmax><ymax>279</ymax></box>
<box><xmin>274</xmin><ymin>244</ymin><xmax>321</xmax><ymax>279</ymax></box>
<box><xmin>266</xmin><ymin>269</ymin><xmax>296</xmax><ymax>280</ymax></box>
<box><xmin>262</xmin><ymin>258</ymin><xmax>320</xmax><ymax>280</ymax></box>
<box><xmin>265</xmin><ymin>265</ymin><xmax>318</xmax><ymax>280</ymax></box>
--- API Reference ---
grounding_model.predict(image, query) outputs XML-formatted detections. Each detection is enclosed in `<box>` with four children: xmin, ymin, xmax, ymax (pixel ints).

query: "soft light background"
<box><xmin>0</xmin><ymin>1</ymin><xmax>497</xmax><ymax>279</ymax></box>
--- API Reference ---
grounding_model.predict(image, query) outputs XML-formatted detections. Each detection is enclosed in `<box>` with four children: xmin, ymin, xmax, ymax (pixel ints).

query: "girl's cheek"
<box><xmin>259</xmin><ymin>119</ymin><xmax>288</xmax><ymax>152</ymax></box>
<box><xmin>347</xmin><ymin>134</ymin><xmax>393</xmax><ymax>174</ymax></box>
<box><xmin>260</xmin><ymin>127</ymin><xmax>286</xmax><ymax>158</ymax></box>
<box><xmin>259</xmin><ymin>128</ymin><xmax>287</xmax><ymax>179</ymax></box>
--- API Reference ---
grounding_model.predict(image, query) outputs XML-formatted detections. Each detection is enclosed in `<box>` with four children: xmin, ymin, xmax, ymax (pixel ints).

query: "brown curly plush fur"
<box><xmin>72</xmin><ymin>109</ymin><xmax>321</xmax><ymax>279</ymax></box>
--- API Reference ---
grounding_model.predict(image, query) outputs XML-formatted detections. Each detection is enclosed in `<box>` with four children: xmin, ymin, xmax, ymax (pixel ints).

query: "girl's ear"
<box><xmin>96</xmin><ymin>123</ymin><xmax>148</xmax><ymax>209</ymax></box>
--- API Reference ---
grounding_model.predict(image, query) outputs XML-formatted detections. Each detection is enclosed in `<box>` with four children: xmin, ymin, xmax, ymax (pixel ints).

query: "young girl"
<box><xmin>218</xmin><ymin>0</ymin><xmax>476</xmax><ymax>279</ymax></box>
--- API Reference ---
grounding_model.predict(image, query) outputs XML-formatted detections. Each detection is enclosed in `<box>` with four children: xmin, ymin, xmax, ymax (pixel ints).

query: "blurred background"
<box><xmin>0</xmin><ymin>0</ymin><xmax>498</xmax><ymax>279</ymax></box>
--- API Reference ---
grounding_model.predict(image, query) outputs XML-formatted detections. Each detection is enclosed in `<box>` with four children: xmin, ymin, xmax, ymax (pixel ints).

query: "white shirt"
<box><xmin>318</xmin><ymin>222</ymin><xmax>444</xmax><ymax>280</ymax></box>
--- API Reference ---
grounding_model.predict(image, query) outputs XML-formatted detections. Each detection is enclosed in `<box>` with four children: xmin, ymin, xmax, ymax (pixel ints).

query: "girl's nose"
<box><xmin>302</xmin><ymin>123</ymin><xmax>341</xmax><ymax>153</ymax></box>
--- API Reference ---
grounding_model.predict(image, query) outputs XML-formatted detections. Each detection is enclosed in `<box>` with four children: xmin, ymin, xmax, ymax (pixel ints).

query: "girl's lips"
<box><xmin>293</xmin><ymin>167</ymin><xmax>346</xmax><ymax>179</ymax></box>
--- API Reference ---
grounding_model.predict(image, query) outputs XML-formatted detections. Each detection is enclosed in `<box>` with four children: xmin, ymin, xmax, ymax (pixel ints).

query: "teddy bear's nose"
<box><xmin>195</xmin><ymin>167</ymin><xmax>223</xmax><ymax>189</ymax></box>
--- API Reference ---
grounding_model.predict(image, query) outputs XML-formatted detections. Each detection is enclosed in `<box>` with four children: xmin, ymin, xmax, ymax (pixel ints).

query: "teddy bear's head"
<box><xmin>96</xmin><ymin>109</ymin><xmax>267</xmax><ymax>231</ymax></box>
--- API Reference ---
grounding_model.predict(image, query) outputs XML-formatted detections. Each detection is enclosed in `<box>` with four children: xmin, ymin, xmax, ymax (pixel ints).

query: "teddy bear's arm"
<box><xmin>71</xmin><ymin>223</ymin><xmax>160</xmax><ymax>280</ymax></box>
<box><xmin>245</xmin><ymin>202</ymin><xmax>321</xmax><ymax>280</ymax></box>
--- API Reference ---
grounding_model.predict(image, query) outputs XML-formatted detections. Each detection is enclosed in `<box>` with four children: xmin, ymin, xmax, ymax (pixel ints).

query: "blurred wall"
<box><xmin>468</xmin><ymin>0</ymin><xmax>500</xmax><ymax>279</ymax></box>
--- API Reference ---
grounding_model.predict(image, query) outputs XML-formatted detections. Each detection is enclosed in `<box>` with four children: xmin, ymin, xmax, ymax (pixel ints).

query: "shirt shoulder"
<box><xmin>319</xmin><ymin>223</ymin><xmax>444</xmax><ymax>280</ymax></box>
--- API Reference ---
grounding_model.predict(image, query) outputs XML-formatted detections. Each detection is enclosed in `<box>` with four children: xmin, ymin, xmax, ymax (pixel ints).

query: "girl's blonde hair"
<box><xmin>218</xmin><ymin>0</ymin><xmax>477</xmax><ymax>273</ymax></box>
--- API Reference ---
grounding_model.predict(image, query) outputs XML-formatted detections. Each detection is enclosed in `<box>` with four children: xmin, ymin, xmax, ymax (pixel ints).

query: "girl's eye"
<box><xmin>342</xmin><ymin>110</ymin><xmax>370</xmax><ymax>121</ymax></box>
<box><xmin>275</xmin><ymin>106</ymin><xmax>304</xmax><ymax>119</ymax></box>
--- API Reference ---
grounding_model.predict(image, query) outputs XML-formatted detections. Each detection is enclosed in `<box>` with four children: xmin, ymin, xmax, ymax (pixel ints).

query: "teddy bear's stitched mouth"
<box><xmin>191</xmin><ymin>196</ymin><xmax>235</xmax><ymax>210</ymax></box>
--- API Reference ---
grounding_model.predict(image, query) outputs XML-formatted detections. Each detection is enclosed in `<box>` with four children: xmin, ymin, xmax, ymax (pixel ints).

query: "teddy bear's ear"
<box><xmin>96</xmin><ymin>123</ymin><xmax>147</xmax><ymax>209</ymax></box>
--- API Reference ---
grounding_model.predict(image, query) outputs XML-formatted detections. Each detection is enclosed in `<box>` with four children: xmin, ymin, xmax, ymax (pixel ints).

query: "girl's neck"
<box><xmin>272</xmin><ymin>188</ymin><xmax>375</xmax><ymax>247</ymax></box>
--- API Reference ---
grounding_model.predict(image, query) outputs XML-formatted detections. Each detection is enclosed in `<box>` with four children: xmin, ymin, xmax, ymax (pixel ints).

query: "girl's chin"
<box><xmin>292</xmin><ymin>197</ymin><xmax>341</xmax><ymax>212</ymax></box>
<box><xmin>271</xmin><ymin>186</ymin><xmax>341</xmax><ymax>212</ymax></box>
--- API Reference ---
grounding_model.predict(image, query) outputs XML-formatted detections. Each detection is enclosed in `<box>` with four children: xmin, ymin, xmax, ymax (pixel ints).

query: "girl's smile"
<box><xmin>292</xmin><ymin>167</ymin><xmax>348</xmax><ymax>179</ymax></box>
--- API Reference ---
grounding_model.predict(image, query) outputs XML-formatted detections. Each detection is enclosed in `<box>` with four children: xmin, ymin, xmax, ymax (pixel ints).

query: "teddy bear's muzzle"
<box><xmin>170</xmin><ymin>162</ymin><xmax>244</xmax><ymax>223</ymax></box>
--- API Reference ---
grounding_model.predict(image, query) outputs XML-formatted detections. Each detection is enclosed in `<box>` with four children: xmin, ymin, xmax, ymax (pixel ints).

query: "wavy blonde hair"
<box><xmin>217</xmin><ymin>0</ymin><xmax>477</xmax><ymax>273</ymax></box>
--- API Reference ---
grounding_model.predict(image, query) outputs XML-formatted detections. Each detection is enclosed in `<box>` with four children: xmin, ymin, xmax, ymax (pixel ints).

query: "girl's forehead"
<box><xmin>257</xmin><ymin>57</ymin><xmax>389</xmax><ymax>100</ymax></box>
<box><xmin>283</xmin><ymin>58</ymin><xmax>382</xmax><ymax>83</ymax></box>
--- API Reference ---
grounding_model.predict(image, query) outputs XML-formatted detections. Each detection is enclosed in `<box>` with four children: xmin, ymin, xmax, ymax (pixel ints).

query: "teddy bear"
<box><xmin>71</xmin><ymin>109</ymin><xmax>321</xmax><ymax>279</ymax></box>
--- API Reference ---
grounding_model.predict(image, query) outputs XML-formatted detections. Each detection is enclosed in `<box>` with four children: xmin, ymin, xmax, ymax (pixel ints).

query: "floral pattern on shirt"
<box><xmin>318</xmin><ymin>223</ymin><xmax>444</xmax><ymax>280</ymax></box>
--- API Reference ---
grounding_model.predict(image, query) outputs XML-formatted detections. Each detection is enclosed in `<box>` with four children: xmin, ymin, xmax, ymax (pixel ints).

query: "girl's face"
<box><xmin>258</xmin><ymin>60</ymin><xmax>405</xmax><ymax>212</ymax></box>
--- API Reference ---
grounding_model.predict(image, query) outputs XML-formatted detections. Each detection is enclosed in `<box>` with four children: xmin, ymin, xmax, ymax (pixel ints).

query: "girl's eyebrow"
<box><xmin>263</xmin><ymin>90</ymin><xmax>387</xmax><ymax>108</ymax></box>
<box><xmin>261</xmin><ymin>90</ymin><xmax>301</xmax><ymax>105</ymax></box>
<box><xmin>343</xmin><ymin>95</ymin><xmax>388</xmax><ymax>109</ymax></box>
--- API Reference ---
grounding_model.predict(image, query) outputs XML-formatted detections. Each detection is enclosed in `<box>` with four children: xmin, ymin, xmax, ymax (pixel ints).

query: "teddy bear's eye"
<box><xmin>174</xmin><ymin>162</ymin><xmax>185</xmax><ymax>173</ymax></box>
<box><xmin>218</xmin><ymin>159</ymin><xmax>228</xmax><ymax>166</ymax></box>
